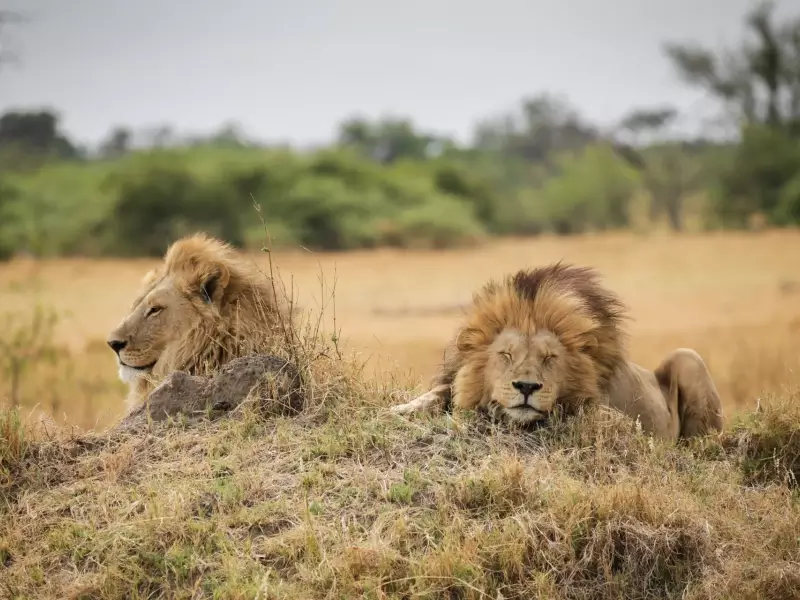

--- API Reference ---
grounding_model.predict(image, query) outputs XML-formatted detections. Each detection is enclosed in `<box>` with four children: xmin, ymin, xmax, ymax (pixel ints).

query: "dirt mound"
<box><xmin>114</xmin><ymin>353</ymin><xmax>305</xmax><ymax>433</ymax></box>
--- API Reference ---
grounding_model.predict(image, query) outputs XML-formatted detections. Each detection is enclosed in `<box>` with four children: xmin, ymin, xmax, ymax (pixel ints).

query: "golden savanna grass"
<box><xmin>1</xmin><ymin>229</ymin><xmax>799</xmax><ymax>429</ymax></box>
<box><xmin>1</xmin><ymin>230</ymin><xmax>800</xmax><ymax>599</ymax></box>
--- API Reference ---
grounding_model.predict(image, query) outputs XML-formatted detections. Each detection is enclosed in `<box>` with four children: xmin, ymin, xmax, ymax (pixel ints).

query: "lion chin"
<box><xmin>390</xmin><ymin>262</ymin><xmax>725</xmax><ymax>441</ymax></box>
<box><xmin>494</xmin><ymin>403</ymin><xmax>550</xmax><ymax>425</ymax></box>
<box><xmin>116</xmin><ymin>362</ymin><xmax>153</xmax><ymax>386</ymax></box>
<box><xmin>107</xmin><ymin>232</ymin><xmax>292</xmax><ymax>414</ymax></box>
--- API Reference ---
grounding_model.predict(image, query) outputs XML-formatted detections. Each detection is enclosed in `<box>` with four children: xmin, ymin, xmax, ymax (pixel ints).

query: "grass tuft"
<box><xmin>724</xmin><ymin>391</ymin><xmax>800</xmax><ymax>488</ymax></box>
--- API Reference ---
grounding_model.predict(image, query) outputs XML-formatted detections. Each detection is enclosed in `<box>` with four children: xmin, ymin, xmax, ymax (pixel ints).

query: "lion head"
<box><xmin>439</xmin><ymin>263</ymin><xmax>629</xmax><ymax>425</ymax></box>
<box><xmin>107</xmin><ymin>233</ymin><xmax>292</xmax><ymax>410</ymax></box>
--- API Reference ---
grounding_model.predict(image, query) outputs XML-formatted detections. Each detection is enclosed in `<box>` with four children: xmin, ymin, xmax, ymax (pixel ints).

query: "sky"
<box><xmin>0</xmin><ymin>0</ymin><xmax>793</xmax><ymax>148</ymax></box>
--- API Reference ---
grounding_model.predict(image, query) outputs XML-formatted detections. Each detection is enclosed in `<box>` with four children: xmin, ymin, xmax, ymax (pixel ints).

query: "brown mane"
<box><xmin>434</xmin><ymin>262</ymin><xmax>630</xmax><ymax>411</ymax></box>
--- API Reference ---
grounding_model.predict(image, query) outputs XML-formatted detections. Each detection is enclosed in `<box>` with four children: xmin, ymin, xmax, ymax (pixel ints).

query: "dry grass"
<box><xmin>1</xmin><ymin>357</ymin><xmax>799</xmax><ymax>598</ymax></box>
<box><xmin>2</xmin><ymin>229</ymin><xmax>800</xmax><ymax>599</ymax></box>
<box><xmin>1</xmin><ymin>229</ymin><xmax>800</xmax><ymax>429</ymax></box>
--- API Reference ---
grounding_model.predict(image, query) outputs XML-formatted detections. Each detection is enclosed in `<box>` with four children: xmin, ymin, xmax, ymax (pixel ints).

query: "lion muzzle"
<box><xmin>511</xmin><ymin>380</ymin><xmax>543</xmax><ymax>400</ymax></box>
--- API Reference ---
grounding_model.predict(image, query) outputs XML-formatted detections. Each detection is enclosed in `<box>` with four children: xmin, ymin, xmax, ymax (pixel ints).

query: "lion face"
<box><xmin>107</xmin><ymin>272</ymin><xmax>202</xmax><ymax>386</ymax></box>
<box><xmin>106</xmin><ymin>233</ymin><xmax>291</xmax><ymax>413</ymax></box>
<box><xmin>483</xmin><ymin>328</ymin><xmax>568</xmax><ymax>424</ymax></box>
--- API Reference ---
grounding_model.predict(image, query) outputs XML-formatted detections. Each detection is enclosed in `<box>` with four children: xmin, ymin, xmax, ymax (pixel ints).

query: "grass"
<box><xmin>2</xmin><ymin>366</ymin><xmax>799</xmax><ymax>598</ymax></box>
<box><xmin>1</xmin><ymin>229</ymin><xmax>800</xmax><ymax>598</ymax></box>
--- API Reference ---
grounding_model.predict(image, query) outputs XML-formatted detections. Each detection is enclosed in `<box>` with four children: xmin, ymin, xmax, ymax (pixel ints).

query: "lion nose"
<box><xmin>107</xmin><ymin>338</ymin><xmax>127</xmax><ymax>354</ymax></box>
<box><xmin>512</xmin><ymin>380</ymin><xmax>543</xmax><ymax>399</ymax></box>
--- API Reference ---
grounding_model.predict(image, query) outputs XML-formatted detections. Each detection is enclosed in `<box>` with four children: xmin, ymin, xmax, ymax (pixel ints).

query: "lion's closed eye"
<box><xmin>145</xmin><ymin>306</ymin><xmax>164</xmax><ymax>318</ymax></box>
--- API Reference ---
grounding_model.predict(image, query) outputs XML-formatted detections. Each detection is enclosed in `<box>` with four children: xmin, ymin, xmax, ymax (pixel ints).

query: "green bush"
<box><xmin>773</xmin><ymin>172</ymin><xmax>800</xmax><ymax>226</ymax></box>
<box><xmin>714</xmin><ymin>124</ymin><xmax>800</xmax><ymax>227</ymax></box>
<box><xmin>0</xmin><ymin>161</ymin><xmax>116</xmax><ymax>258</ymax></box>
<box><xmin>383</xmin><ymin>195</ymin><xmax>487</xmax><ymax>249</ymax></box>
<box><xmin>535</xmin><ymin>144</ymin><xmax>641</xmax><ymax>234</ymax></box>
<box><xmin>0</xmin><ymin>141</ymin><xmax>654</xmax><ymax>259</ymax></box>
<box><xmin>429</xmin><ymin>162</ymin><xmax>499</xmax><ymax>228</ymax></box>
<box><xmin>104</xmin><ymin>157</ymin><xmax>245</xmax><ymax>256</ymax></box>
<box><xmin>274</xmin><ymin>176</ymin><xmax>387</xmax><ymax>250</ymax></box>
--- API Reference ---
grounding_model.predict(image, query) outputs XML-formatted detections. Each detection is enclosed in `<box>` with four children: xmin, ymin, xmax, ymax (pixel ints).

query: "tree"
<box><xmin>98</xmin><ymin>126</ymin><xmax>132</xmax><ymax>159</ymax></box>
<box><xmin>472</xmin><ymin>93</ymin><xmax>598</xmax><ymax>164</ymax></box>
<box><xmin>338</xmin><ymin>116</ymin><xmax>447</xmax><ymax>164</ymax></box>
<box><xmin>535</xmin><ymin>144</ymin><xmax>641</xmax><ymax>235</ymax></box>
<box><xmin>0</xmin><ymin>110</ymin><xmax>79</xmax><ymax>163</ymax></box>
<box><xmin>713</xmin><ymin>123</ymin><xmax>800</xmax><ymax>227</ymax></box>
<box><xmin>209</xmin><ymin>121</ymin><xmax>249</xmax><ymax>148</ymax></box>
<box><xmin>617</xmin><ymin>106</ymin><xmax>704</xmax><ymax>231</ymax></box>
<box><xmin>663</xmin><ymin>1</ymin><xmax>800</xmax><ymax>129</ymax></box>
<box><xmin>663</xmin><ymin>2</ymin><xmax>800</xmax><ymax>228</ymax></box>
<box><xmin>618</xmin><ymin>107</ymin><xmax>679</xmax><ymax>140</ymax></box>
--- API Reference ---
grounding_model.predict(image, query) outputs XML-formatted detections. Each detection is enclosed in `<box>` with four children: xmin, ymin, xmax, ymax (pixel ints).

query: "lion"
<box><xmin>390</xmin><ymin>262</ymin><xmax>724</xmax><ymax>440</ymax></box>
<box><xmin>106</xmin><ymin>232</ymin><xmax>294</xmax><ymax>412</ymax></box>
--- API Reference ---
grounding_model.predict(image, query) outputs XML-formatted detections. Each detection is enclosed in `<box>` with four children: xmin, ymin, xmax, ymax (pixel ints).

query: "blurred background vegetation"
<box><xmin>0</xmin><ymin>2</ymin><xmax>799</xmax><ymax>260</ymax></box>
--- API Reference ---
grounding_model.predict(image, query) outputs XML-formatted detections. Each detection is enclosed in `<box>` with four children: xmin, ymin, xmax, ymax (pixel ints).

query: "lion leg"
<box><xmin>390</xmin><ymin>384</ymin><xmax>451</xmax><ymax>416</ymax></box>
<box><xmin>653</xmin><ymin>348</ymin><xmax>724</xmax><ymax>439</ymax></box>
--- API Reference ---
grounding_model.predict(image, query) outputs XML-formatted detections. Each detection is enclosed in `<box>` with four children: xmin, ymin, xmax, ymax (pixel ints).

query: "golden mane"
<box><xmin>110</xmin><ymin>233</ymin><xmax>293</xmax><ymax>409</ymax></box>
<box><xmin>433</xmin><ymin>262</ymin><xmax>629</xmax><ymax>413</ymax></box>
<box><xmin>157</xmin><ymin>233</ymin><xmax>290</xmax><ymax>371</ymax></box>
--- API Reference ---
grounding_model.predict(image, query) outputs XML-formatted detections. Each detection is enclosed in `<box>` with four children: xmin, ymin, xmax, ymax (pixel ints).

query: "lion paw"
<box><xmin>388</xmin><ymin>389</ymin><xmax>445</xmax><ymax>416</ymax></box>
<box><xmin>389</xmin><ymin>401</ymin><xmax>417</xmax><ymax>415</ymax></box>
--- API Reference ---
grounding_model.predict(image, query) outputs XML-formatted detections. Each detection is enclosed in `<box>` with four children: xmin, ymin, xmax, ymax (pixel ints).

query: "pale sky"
<box><xmin>0</xmin><ymin>0</ymin><xmax>792</xmax><ymax>148</ymax></box>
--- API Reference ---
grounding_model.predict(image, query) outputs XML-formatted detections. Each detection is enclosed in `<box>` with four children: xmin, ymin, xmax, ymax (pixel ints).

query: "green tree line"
<box><xmin>0</xmin><ymin>1</ymin><xmax>798</xmax><ymax>259</ymax></box>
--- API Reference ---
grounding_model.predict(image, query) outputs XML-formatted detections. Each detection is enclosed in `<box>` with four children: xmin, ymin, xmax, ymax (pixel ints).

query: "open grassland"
<box><xmin>2</xmin><ymin>230</ymin><xmax>800</xmax><ymax>599</ymax></box>
<box><xmin>1</xmin><ymin>229</ymin><xmax>799</xmax><ymax>431</ymax></box>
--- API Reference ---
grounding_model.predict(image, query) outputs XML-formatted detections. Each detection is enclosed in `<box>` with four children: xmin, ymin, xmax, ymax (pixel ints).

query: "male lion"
<box><xmin>107</xmin><ymin>233</ymin><xmax>293</xmax><ymax>412</ymax></box>
<box><xmin>390</xmin><ymin>263</ymin><xmax>724</xmax><ymax>440</ymax></box>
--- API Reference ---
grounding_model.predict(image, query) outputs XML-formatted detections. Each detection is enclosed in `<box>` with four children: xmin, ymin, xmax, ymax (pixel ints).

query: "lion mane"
<box><xmin>440</xmin><ymin>263</ymin><xmax>628</xmax><ymax>414</ymax></box>
<box><xmin>391</xmin><ymin>262</ymin><xmax>724</xmax><ymax>440</ymax></box>
<box><xmin>107</xmin><ymin>233</ymin><xmax>293</xmax><ymax>412</ymax></box>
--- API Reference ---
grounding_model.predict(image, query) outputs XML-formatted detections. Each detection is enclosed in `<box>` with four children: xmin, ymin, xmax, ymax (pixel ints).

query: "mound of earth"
<box><xmin>114</xmin><ymin>353</ymin><xmax>304</xmax><ymax>432</ymax></box>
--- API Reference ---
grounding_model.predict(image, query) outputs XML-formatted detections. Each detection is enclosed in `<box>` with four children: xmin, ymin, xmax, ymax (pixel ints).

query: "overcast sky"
<box><xmin>0</xmin><ymin>0</ymin><xmax>792</xmax><ymax>147</ymax></box>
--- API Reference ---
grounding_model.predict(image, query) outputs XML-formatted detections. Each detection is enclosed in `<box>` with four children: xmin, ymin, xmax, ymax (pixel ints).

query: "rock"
<box><xmin>114</xmin><ymin>354</ymin><xmax>304</xmax><ymax>432</ymax></box>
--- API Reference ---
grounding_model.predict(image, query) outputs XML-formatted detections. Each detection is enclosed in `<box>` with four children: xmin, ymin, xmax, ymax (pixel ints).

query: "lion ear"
<box><xmin>455</xmin><ymin>327</ymin><xmax>483</xmax><ymax>353</ymax></box>
<box><xmin>197</xmin><ymin>264</ymin><xmax>231</xmax><ymax>306</ymax></box>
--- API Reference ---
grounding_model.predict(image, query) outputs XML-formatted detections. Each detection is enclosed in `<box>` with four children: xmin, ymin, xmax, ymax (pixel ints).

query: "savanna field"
<box><xmin>2</xmin><ymin>230</ymin><xmax>799</xmax><ymax>429</ymax></box>
<box><xmin>1</xmin><ymin>230</ymin><xmax>800</xmax><ymax>599</ymax></box>
<box><xmin>5</xmin><ymin>2</ymin><xmax>800</xmax><ymax>594</ymax></box>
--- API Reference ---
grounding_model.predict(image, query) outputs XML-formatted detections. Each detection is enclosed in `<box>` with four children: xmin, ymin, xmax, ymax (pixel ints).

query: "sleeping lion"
<box><xmin>390</xmin><ymin>262</ymin><xmax>724</xmax><ymax>440</ymax></box>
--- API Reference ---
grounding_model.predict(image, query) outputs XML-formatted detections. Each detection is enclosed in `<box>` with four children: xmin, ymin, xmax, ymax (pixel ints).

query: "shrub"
<box><xmin>0</xmin><ymin>179</ymin><xmax>21</xmax><ymax>261</ymax></box>
<box><xmin>535</xmin><ymin>144</ymin><xmax>641</xmax><ymax>234</ymax></box>
<box><xmin>274</xmin><ymin>176</ymin><xmax>388</xmax><ymax>250</ymax></box>
<box><xmin>773</xmin><ymin>172</ymin><xmax>800</xmax><ymax>227</ymax></box>
<box><xmin>384</xmin><ymin>196</ymin><xmax>487</xmax><ymax>249</ymax></box>
<box><xmin>713</xmin><ymin>124</ymin><xmax>800</xmax><ymax>227</ymax></box>
<box><xmin>104</xmin><ymin>157</ymin><xmax>245</xmax><ymax>256</ymax></box>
